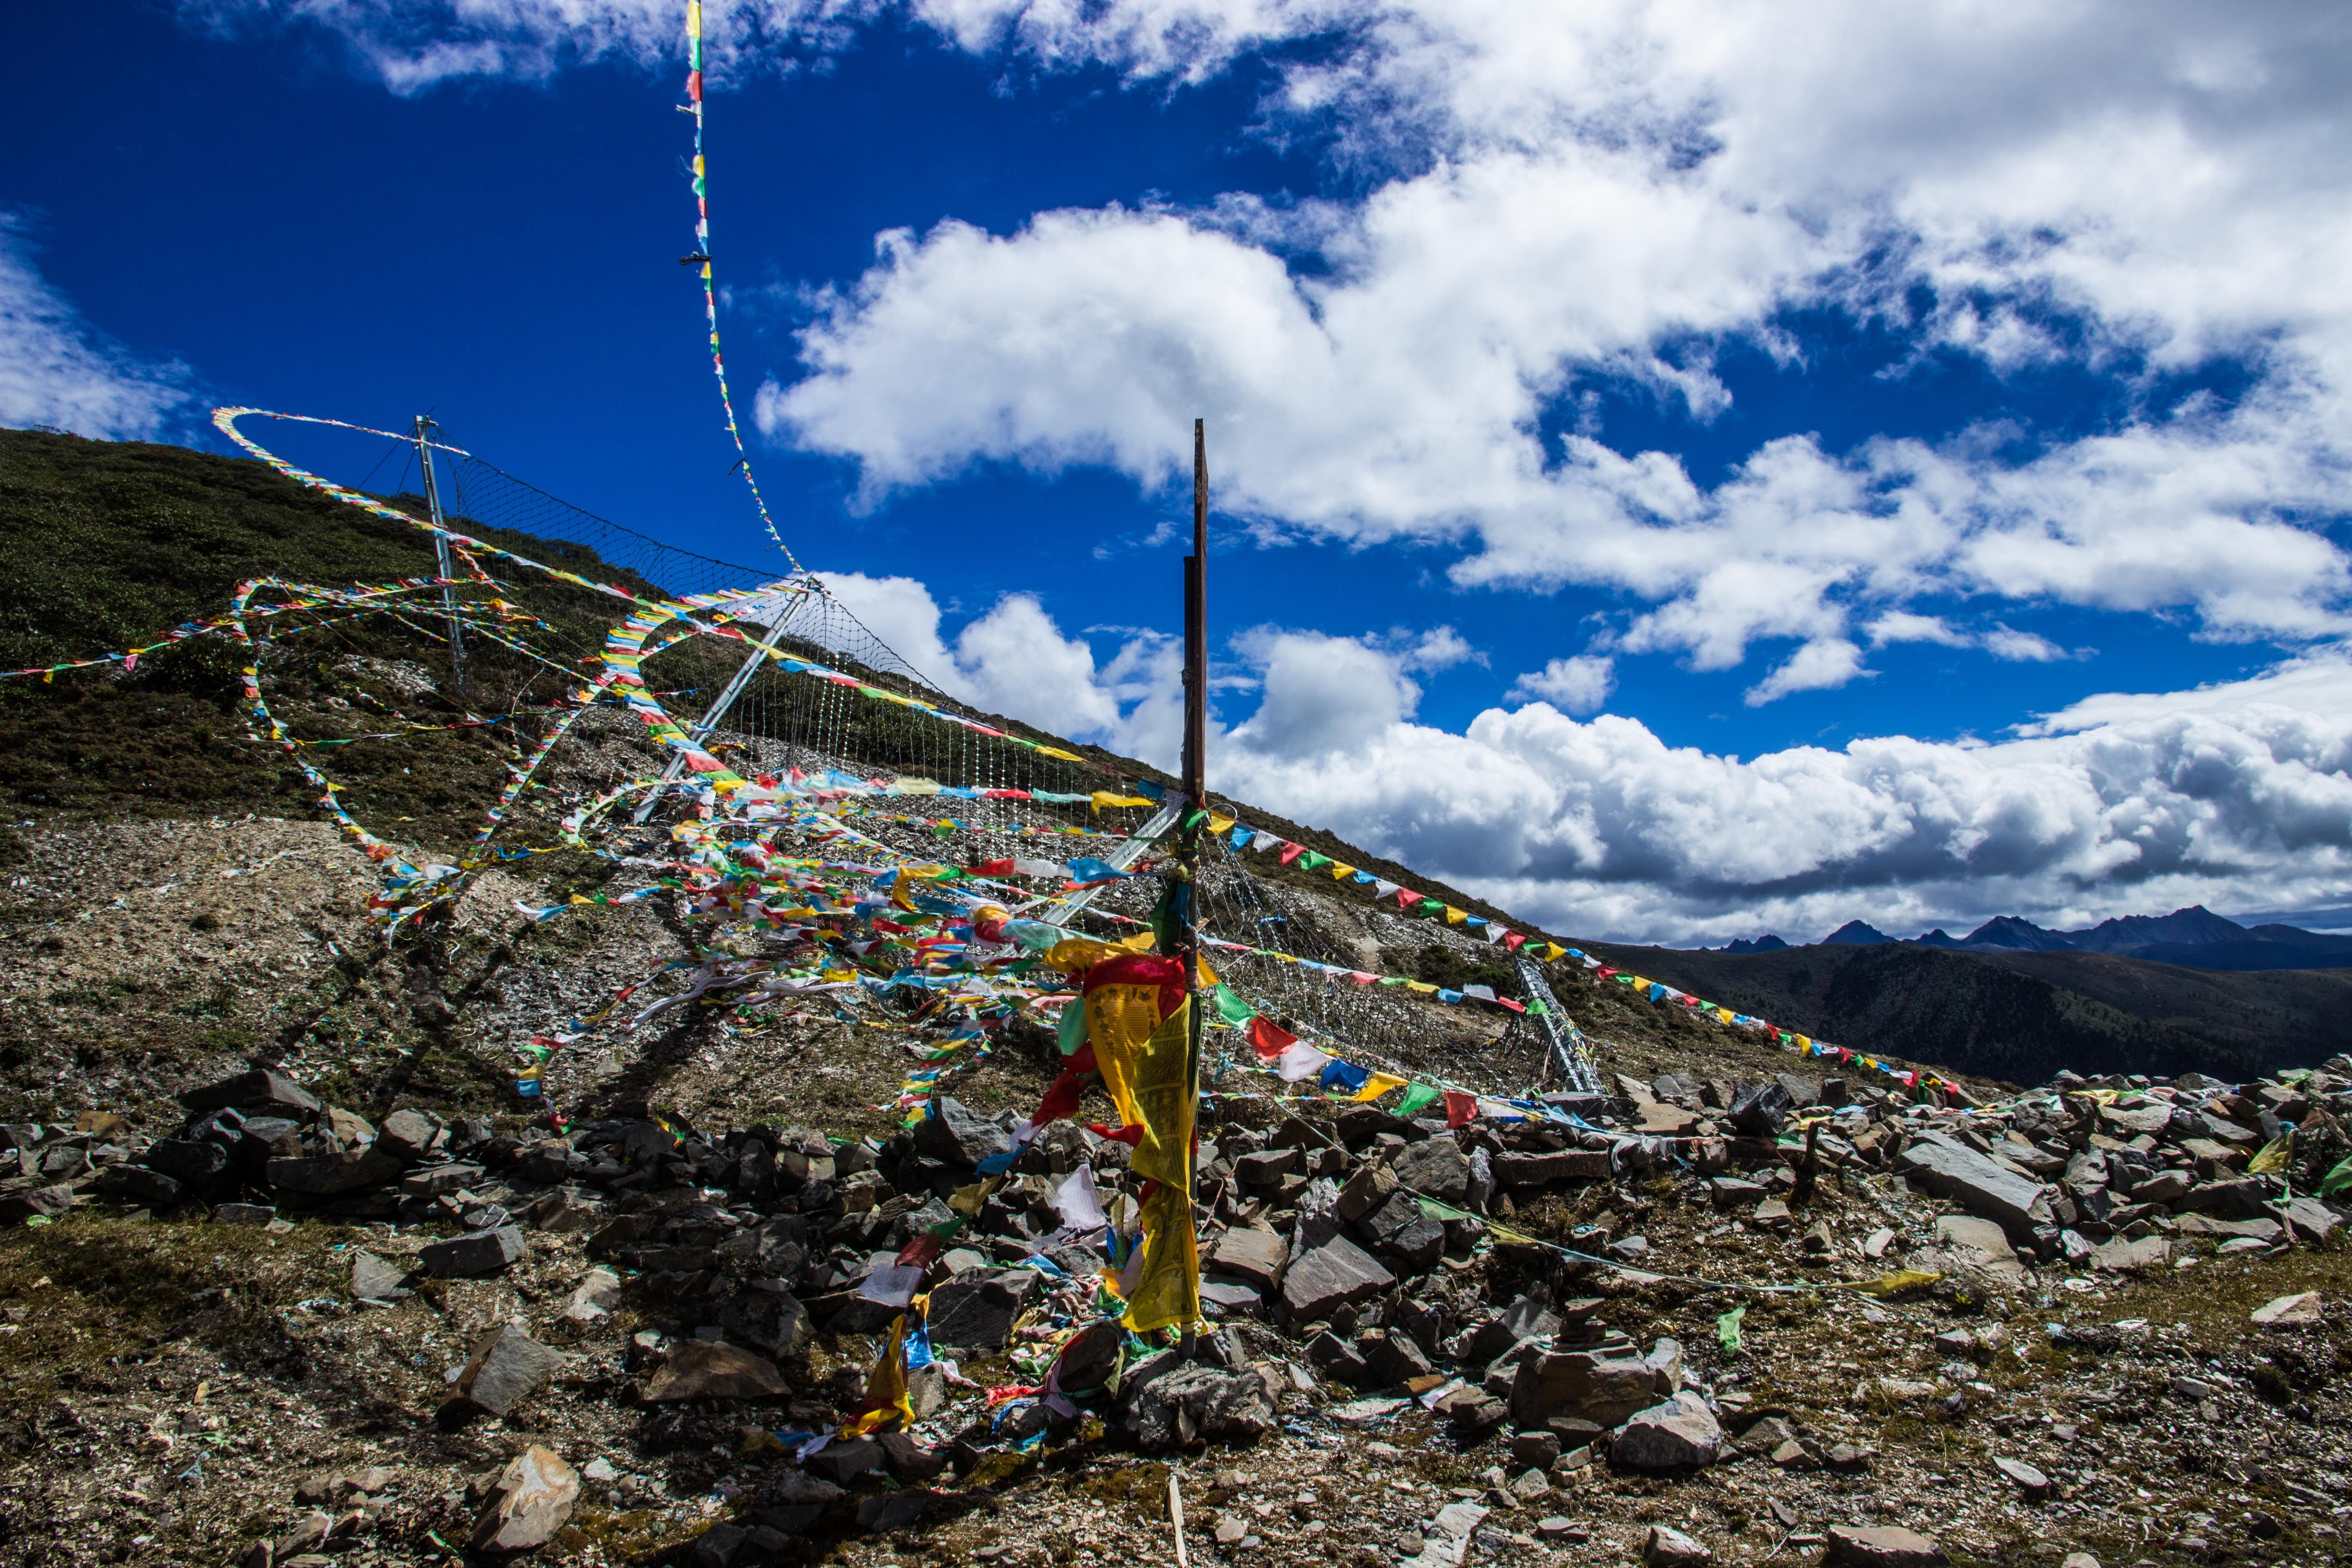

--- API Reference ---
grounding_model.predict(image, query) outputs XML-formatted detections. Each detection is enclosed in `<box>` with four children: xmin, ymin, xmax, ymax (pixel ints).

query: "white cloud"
<box><xmin>813</xmin><ymin>570</ymin><xmax>1169</xmax><ymax>758</ymax></box>
<box><xmin>1981</xmin><ymin>624</ymin><xmax>2068</xmax><ymax>663</ymax></box>
<box><xmin>805</xmin><ymin>568</ymin><xmax>2352</xmax><ymax>942</ymax></box>
<box><xmin>1743</xmin><ymin>637</ymin><xmax>1867</xmax><ymax>706</ymax></box>
<box><xmin>1508</xmin><ymin>654</ymin><xmax>1614</xmax><ymax>715</ymax></box>
<box><xmin>1211</xmin><ymin>623</ymin><xmax>2352</xmax><ymax>944</ymax></box>
<box><xmin>1867</xmin><ymin>611</ymin><xmax>2077</xmax><ymax>663</ymax></box>
<box><xmin>0</xmin><ymin>214</ymin><xmax>190</xmax><ymax>440</ymax></box>
<box><xmin>220</xmin><ymin>1</ymin><xmax>2352</xmax><ymax>686</ymax></box>
<box><xmin>1867</xmin><ymin>612</ymin><xmax>1968</xmax><ymax>648</ymax></box>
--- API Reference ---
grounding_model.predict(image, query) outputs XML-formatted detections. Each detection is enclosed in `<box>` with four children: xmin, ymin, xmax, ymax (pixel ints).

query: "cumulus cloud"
<box><xmin>1867</xmin><ymin>611</ymin><xmax>2079</xmax><ymax>663</ymax></box>
<box><xmin>0</xmin><ymin>214</ymin><xmax>190</xmax><ymax>440</ymax></box>
<box><xmin>1743</xmin><ymin>638</ymin><xmax>1867</xmax><ymax>706</ymax></box>
<box><xmin>811</xmin><ymin>570</ymin><xmax>2352</xmax><ymax>943</ymax></box>
<box><xmin>1508</xmin><ymin>654</ymin><xmax>1614</xmax><ymax>715</ymax></box>
<box><xmin>221</xmin><ymin>2</ymin><xmax>2352</xmax><ymax>684</ymax></box>
<box><xmin>739</xmin><ymin>1</ymin><xmax>2352</xmax><ymax>688</ymax></box>
<box><xmin>1210</xmin><ymin>617</ymin><xmax>2352</xmax><ymax>944</ymax></box>
<box><xmin>814</xmin><ymin>570</ymin><xmax>1174</xmax><ymax>760</ymax></box>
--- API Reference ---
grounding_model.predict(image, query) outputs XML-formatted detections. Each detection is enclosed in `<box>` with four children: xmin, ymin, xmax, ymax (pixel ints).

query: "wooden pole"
<box><xmin>1178</xmin><ymin>419</ymin><xmax>1208</xmax><ymax>1306</ymax></box>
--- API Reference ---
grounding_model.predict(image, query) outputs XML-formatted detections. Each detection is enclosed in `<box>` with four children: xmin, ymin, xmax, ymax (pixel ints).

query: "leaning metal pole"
<box><xmin>413</xmin><ymin>416</ymin><xmax>465</xmax><ymax>696</ymax></box>
<box><xmin>1515</xmin><ymin>949</ymin><xmax>1603</xmax><ymax>1094</ymax></box>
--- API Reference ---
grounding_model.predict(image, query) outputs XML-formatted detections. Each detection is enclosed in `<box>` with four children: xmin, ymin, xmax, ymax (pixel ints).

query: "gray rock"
<box><xmin>1382</xmin><ymin>1215</ymin><xmax>1447</xmax><ymax>1271</ymax></box>
<box><xmin>455</xmin><ymin>1323</ymin><xmax>565</xmax><ymax>1416</ymax></box>
<box><xmin>1363</xmin><ymin>1328</ymin><xmax>1435</xmax><ymax>1386</ymax></box>
<box><xmin>1645</xmin><ymin>1524</ymin><xmax>1714</xmax><ymax>1566</ymax></box>
<box><xmin>1933</xmin><ymin>1214</ymin><xmax>2022</xmax><ymax>1274</ymax></box>
<box><xmin>644</xmin><ymin>1340</ymin><xmax>787</xmax><ymax>1401</ymax></box>
<box><xmin>419</xmin><ymin>1225</ymin><xmax>526</xmax><ymax>1278</ymax></box>
<box><xmin>468</xmin><ymin>1446</ymin><xmax>578</xmax><ymax>1553</ymax></box>
<box><xmin>1206</xmin><ymin>1226</ymin><xmax>1288</xmax><ymax>1289</ymax></box>
<box><xmin>689</xmin><ymin>1521</ymin><xmax>748</xmax><ymax>1567</ymax></box>
<box><xmin>402</xmin><ymin>1161</ymin><xmax>485</xmax><ymax>1199</ymax></box>
<box><xmin>1307</xmin><ymin>1330</ymin><xmax>1371</xmax><ymax>1385</ymax></box>
<box><xmin>94</xmin><ymin>1164</ymin><xmax>182</xmax><ymax>1206</ymax></box>
<box><xmin>1823</xmin><ymin>1526</ymin><xmax>1949</xmax><ymax>1567</ymax></box>
<box><xmin>1235</xmin><ymin>1148</ymin><xmax>1301</xmax><ymax>1186</ymax></box>
<box><xmin>179</xmin><ymin>1070</ymin><xmax>319</xmax><ymax>1117</ymax></box>
<box><xmin>911</xmin><ymin>1097</ymin><xmax>1010</xmax><ymax>1167</ymax></box>
<box><xmin>2090</xmin><ymin>1235</ymin><xmax>2170</xmax><ymax>1272</ymax></box>
<box><xmin>1773</xmin><ymin>1074</ymin><xmax>1820</xmax><ymax>1109</ymax></box>
<box><xmin>1612</xmin><ymin>1392</ymin><xmax>1723</xmax><ymax>1468</ymax></box>
<box><xmin>267</xmin><ymin>1149</ymin><xmax>403</xmax><ymax>1195</ymax></box>
<box><xmin>1121</xmin><ymin>1356</ymin><xmax>1279</xmax><ymax>1450</ymax></box>
<box><xmin>1994</xmin><ymin>1456</ymin><xmax>2052</xmax><ymax>1497</ymax></box>
<box><xmin>2174</xmin><ymin>1212</ymin><xmax>2282</xmax><ymax>1242</ymax></box>
<box><xmin>2250</xmin><ymin>1291</ymin><xmax>2323</xmax><ymax>1327</ymax></box>
<box><xmin>1335</xmin><ymin>1161</ymin><xmax>1397</xmax><ymax>1220</ymax></box>
<box><xmin>1492</xmin><ymin>1149</ymin><xmax>1612</xmax><ymax>1186</ymax></box>
<box><xmin>350</xmin><ymin>1250</ymin><xmax>411</xmax><ymax>1301</ymax></box>
<box><xmin>856</xmin><ymin>1489</ymin><xmax>938</xmax><ymax>1534</ymax></box>
<box><xmin>0</xmin><ymin>1184</ymin><xmax>77</xmax><ymax>1224</ymax></box>
<box><xmin>561</xmin><ymin>1268</ymin><xmax>621</xmax><ymax>1325</ymax></box>
<box><xmin>1511</xmin><ymin>1352</ymin><xmax>1660</xmax><ymax>1427</ymax></box>
<box><xmin>1200</xmin><ymin>1280</ymin><xmax>1264</xmax><ymax>1316</ymax></box>
<box><xmin>721</xmin><ymin>1281</ymin><xmax>811</xmax><ymax>1358</ymax></box>
<box><xmin>378</xmin><ymin>1109</ymin><xmax>443</xmax><ymax>1162</ymax></box>
<box><xmin>1279</xmin><ymin>1234</ymin><xmax>1395</xmax><ymax>1319</ymax></box>
<box><xmin>2275</xmin><ymin>1196</ymin><xmax>2342</xmax><ymax>1245</ymax></box>
<box><xmin>1897</xmin><ymin>1133</ymin><xmax>2053</xmax><ymax>1232</ymax></box>
<box><xmin>142</xmin><ymin>1137</ymin><xmax>230</xmax><ymax>1189</ymax></box>
<box><xmin>926</xmin><ymin>1267</ymin><xmax>1040</xmax><ymax>1350</ymax></box>
<box><xmin>804</xmin><ymin>1436</ymin><xmax>884</xmax><ymax>1485</ymax></box>
<box><xmin>1285</xmin><ymin>1176</ymin><xmax>1346</xmax><ymax>1259</ymax></box>
<box><xmin>213</xmin><ymin>1203</ymin><xmax>275</xmax><ymax>1226</ymax></box>
<box><xmin>1389</xmin><ymin>1136</ymin><xmax>1471</xmax><ymax>1205</ymax></box>
<box><xmin>1709</xmin><ymin>1176</ymin><xmax>1766</xmax><ymax>1209</ymax></box>
<box><xmin>2176</xmin><ymin>1177</ymin><xmax>2273</xmax><ymax>1220</ymax></box>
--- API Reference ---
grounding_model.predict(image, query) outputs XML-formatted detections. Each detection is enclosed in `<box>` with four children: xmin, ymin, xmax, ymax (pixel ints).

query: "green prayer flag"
<box><xmin>1395</xmin><ymin>1083</ymin><xmax>1444</xmax><ymax>1118</ymax></box>
<box><xmin>1056</xmin><ymin>995</ymin><xmax>1088</xmax><ymax>1058</ymax></box>
<box><xmin>2319</xmin><ymin>1156</ymin><xmax>2352</xmax><ymax>1199</ymax></box>
<box><xmin>1211</xmin><ymin>985</ymin><xmax>1258</xmax><ymax>1026</ymax></box>
<box><xmin>1716</xmin><ymin>1305</ymin><xmax>1745</xmax><ymax>1355</ymax></box>
<box><xmin>1299</xmin><ymin>851</ymin><xmax>1332</xmax><ymax>872</ymax></box>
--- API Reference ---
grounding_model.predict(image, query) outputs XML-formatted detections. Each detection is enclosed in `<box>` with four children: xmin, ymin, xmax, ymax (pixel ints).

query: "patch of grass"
<box><xmin>0</xmin><ymin>1213</ymin><xmax>358</xmax><ymax>1439</ymax></box>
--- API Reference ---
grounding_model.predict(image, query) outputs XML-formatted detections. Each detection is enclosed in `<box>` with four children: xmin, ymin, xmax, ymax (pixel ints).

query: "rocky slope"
<box><xmin>0</xmin><ymin>427</ymin><xmax>2347</xmax><ymax>1568</ymax></box>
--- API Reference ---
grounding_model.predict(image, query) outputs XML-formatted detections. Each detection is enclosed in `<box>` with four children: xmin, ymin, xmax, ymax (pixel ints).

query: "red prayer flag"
<box><xmin>1442</xmin><ymin>1090</ymin><xmax>1477</xmax><ymax>1128</ymax></box>
<box><xmin>1246</xmin><ymin>1014</ymin><xmax>1297</xmax><ymax>1061</ymax></box>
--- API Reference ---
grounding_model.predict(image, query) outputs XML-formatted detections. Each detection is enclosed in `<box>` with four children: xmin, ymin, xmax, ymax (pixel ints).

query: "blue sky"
<box><xmin>6</xmin><ymin>0</ymin><xmax>2352</xmax><ymax>944</ymax></box>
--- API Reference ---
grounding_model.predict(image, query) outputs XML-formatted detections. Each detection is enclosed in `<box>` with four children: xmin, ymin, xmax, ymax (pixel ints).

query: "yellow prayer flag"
<box><xmin>1539</xmin><ymin>943</ymin><xmax>1566</xmax><ymax>961</ymax></box>
<box><xmin>1351</xmin><ymin>1072</ymin><xmax>1408</xmax><ymax>1103</ymax></box>
<box><xmin>841</xmin><ymin>1315</ymin><xmax>913</xmax><ymax>1435</ymax></box>
<box><xmin>1090</xmin><ymin>992</ymin><xmax>1195</xmax><ymax>1190</ymax></box>
<box><xmin>1207</xmin><ymin>813</ymin><xmax>1236</xmax><ymax>833</ymax></box>
<box><xmin>1850</xmin><ymin>1269</ymin><xmax>1943</xmax><ymax>1298</ymax></box>
<box><xmin>1330</xmin><ymin>863</ymin><xmax>1355</xmax><ymax>879</ymax></box>
<box><xmin>1444</xmin><ymin>907</ymin><xmax>1468</xmax><ymax>925</ymax></box>
<box><xmin>2247</xmin><ymin>1134</ymin><xmax>2293</xmax><ymax>1175</ymax></box>
<box><xmin>1122</xmin><ymin>1181</ymin><xmax>1200</xmax><ymax>1335</ymax></box>
<box><xmin>1405</xmin><ymin>980</ymin><xmax>1438</xmax><ymax>995</ymax></box>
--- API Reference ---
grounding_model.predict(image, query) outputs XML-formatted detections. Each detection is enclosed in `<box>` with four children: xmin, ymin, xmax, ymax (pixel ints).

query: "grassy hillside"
<box><xmin>1585</xmin><ymin>937</ymin><xmax>2331</xmax><ymax>1083</ymax></box>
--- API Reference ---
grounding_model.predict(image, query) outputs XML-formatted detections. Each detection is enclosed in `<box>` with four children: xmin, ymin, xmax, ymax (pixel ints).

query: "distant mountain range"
<box><xmin>1714</xmin><ymin>905</ymin><xmax>2352</xmax><ymax>973</ymax></box>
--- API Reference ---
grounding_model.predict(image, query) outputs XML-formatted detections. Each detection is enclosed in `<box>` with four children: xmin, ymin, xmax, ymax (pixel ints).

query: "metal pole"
<box><xmin>1179</xmin><ymin>419</ymin><xmax>1209</xmax><ymax>1244</ymax></box>
<box><xmin>413</xmin><ymin>416</ymin><xmax>465</xmax><ymax>697</ymax></box>
<box><xmin>632</xmin><ymin>614</ymin><xmax>794</xmax><ymax>824</ymax></box>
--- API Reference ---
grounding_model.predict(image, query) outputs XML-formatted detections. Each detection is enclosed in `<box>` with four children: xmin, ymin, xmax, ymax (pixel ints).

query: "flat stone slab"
<box><xmin>1897</xmin><ymin>1133</ymin><xmax>2052</xmax><ymax>1231</ymax></box>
